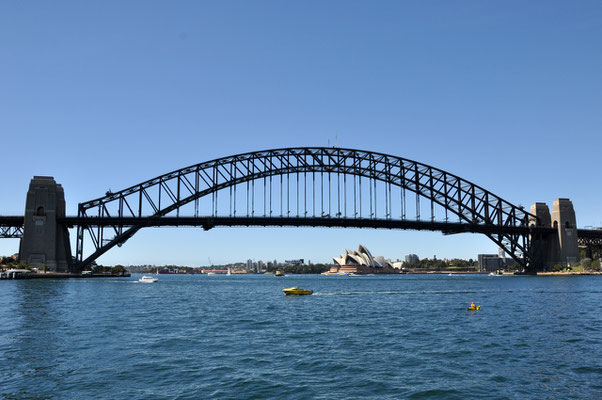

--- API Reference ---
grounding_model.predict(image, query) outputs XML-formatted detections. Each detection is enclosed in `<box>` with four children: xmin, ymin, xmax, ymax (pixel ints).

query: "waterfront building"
<box><xmin>324</xmin><ymin>244</ymin><xmax>399</xmax><ymax>275</ymax></box>
<box><xmin>392</xmin><ymin>261</ymin><xmax>404</xmax><ymax>269</ymax></box>
<box><xmin>478</xmin><ymin>253</ymin><xmax>514</xmax><ymax>272</ymax></box>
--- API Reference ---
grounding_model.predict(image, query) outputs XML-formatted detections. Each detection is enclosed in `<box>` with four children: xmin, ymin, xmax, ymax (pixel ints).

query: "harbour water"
<box><xmin>1</xmin><ymin>274</ymin><xmax>601</xmax><ymax>399</ymax></box>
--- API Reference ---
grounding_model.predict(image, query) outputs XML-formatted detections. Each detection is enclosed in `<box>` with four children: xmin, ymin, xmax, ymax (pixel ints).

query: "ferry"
<box><xmin>275</xmin><ymin>270</ymin><xmax>284</xmax><ymax>276</ymax></box>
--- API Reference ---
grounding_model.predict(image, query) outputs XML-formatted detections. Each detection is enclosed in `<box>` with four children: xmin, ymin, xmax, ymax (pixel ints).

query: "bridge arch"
<box><xmin>75</xmin><ymin>147</ymin><xmax>535</xmax><ymax>270</ymax></box>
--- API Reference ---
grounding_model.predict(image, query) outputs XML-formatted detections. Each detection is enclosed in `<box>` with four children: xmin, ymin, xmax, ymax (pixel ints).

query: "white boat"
<box><xmin>139</xmin><ymin>275</ymin><xmax>158</xmax><ymax>283</ymax></box>
<box><xmin>207</xmin><ymin>272</ymin><xmax>216</xmax><ymax>276</ymax></box>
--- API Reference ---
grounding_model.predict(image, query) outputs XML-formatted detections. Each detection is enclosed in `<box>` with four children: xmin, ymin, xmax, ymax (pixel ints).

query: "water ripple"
<box><xmin>0</xmin><ymin>275</ymin><xmax>601</xmax><ymax>399</ymax></box>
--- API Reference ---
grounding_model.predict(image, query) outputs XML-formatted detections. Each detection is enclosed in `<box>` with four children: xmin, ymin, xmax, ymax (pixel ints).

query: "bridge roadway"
<box><xmin>4</xmin><ymin>215</ymin><xmax>602</xmax><ymax>241</ymax></box>
<box><xmin>0</xmin><ymin>214</ymin><xmax>547</xmax><ymax>234</ymax></box>
<box><xmin>61</xmin><ymin>216</ymin><xmax>549</xmax><ymax>235</ymax></box>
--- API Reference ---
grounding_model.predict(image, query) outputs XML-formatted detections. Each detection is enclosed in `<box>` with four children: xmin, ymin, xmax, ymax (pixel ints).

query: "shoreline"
<box><xmin>0</xmin><ymin>272</ymin><xmax>131</xmax><ymax>280</ymax></box>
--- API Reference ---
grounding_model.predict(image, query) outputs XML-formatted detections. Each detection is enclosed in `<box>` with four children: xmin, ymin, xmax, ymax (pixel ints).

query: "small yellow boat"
<box><xmin>283</xmin><ymin>286</ymin><xmax>313</xmax><ymax>296</ymax></box>
<box><xmin>467</xmin><ymin>305</ymin><xmax>481</xmax><ymax>311</ymax></box>
<box><xmin>275</xmin><ymin>270</ymin><xmax>284</xmax><ymax>277</ymax></box>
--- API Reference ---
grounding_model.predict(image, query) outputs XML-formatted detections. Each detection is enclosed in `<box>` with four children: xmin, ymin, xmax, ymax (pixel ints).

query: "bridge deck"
<box><xmin>2</xmin><ymin>215</ymin><xmax>601</xmax><ymax>239</ymax></box>
<box><xmin>0</xmin><ymin>215</ymin><xmax>552</xmax><ymax>234</ymax></box>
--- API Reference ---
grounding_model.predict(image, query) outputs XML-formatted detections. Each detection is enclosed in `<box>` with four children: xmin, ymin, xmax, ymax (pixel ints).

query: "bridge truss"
<box><xmin>578</xmin><ymin>230</ymin><xmax>602</xmax><ymax>247</ymax></box>
<box><xmin>0</xmin><ymin>225</ymin><xmax>23</xmax><ymax>239</ymax></box>
<box><xmin>73</xmin><ymin>147</ymin><xmax>538</xmax><ymax>270</ymax></box>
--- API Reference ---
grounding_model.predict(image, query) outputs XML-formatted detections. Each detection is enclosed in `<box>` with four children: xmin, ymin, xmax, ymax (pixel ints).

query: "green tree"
<box><xmin>552</xmin><ymin>264</ymin><xmax>563</xmax><ymax>272</ymax></box>
<box><xmin>17</xmin><ymin>262</ymin><xmax>31</xmax><ymax>271</ymax></box>
<box><xmin>113</xmin><ymin>265</ymin><xmax>126</xmax><ymax>275</ymax></box>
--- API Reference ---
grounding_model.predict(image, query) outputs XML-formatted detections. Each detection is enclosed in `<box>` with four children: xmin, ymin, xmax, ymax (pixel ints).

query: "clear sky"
<box><xmin>1</xmin><ymin>1</ymin><xmax>601</xmax><ymax>266</ymax></box>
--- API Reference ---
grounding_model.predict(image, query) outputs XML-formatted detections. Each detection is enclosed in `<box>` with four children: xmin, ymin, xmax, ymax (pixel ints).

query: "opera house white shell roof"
<box><xmin>333</xmin><ymin>244</ymin><xmax>393</xmax><ymax>268</ymax></box>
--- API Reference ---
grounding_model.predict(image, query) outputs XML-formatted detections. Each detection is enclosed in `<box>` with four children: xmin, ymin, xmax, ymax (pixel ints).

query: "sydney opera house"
<box><xmin>323</xmin><ymin>244</ymin><xmax>400</xmax><ymax>275</ymax></box>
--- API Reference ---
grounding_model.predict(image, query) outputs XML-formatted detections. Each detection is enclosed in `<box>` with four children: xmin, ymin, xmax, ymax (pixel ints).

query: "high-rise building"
<box><xmin>405</xmin><ymin>254</ymin><xmax>419</xmax><ymax>263</ymax></box>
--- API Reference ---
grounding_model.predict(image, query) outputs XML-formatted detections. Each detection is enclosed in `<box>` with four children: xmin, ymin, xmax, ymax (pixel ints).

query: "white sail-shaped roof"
<box><xmin>332</xmin><ymin>244</ymin><xmax>390</xmax><ymax>268</ymax></box>
<box><xmin>358</xmin><ymin>244</ymin><xmax>374</xmax><ymax>265</ymax></box>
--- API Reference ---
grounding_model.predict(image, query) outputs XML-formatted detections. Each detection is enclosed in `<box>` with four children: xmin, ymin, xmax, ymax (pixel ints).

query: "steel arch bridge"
<box><xmin>70</xmin><ymin>147</ymin><xmax>543</xmax><ymax>270</ymax></box>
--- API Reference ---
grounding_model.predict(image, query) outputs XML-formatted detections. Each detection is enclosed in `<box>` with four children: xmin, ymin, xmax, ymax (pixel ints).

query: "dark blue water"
<box><xmin>1</xmin><ymin>274</ymin><xmax>601</xmax><ymax>399</ymax></box>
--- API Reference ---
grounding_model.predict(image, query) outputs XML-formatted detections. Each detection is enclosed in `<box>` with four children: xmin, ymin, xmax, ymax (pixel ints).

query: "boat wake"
<box><xmin>313</xmin><ymin>290</ymin><xmax>405</xmax><ymax>296</ymax></box>
<box><xmin>314</xmin><ymin>288</ymin><xmax>495</xmax><ymax>296</ymax></box>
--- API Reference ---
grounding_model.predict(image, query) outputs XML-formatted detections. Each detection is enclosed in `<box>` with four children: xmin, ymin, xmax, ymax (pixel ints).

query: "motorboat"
<box><xmin>139</xmin><ymin>275</ymin><xmax>158</xmax><ymax>283</ymax></box>
<box><xmin>283</xmin><ymin>286</ymin><xmax>313</xmax><ymax>296</ymax></box>
<box><xmin>275</xmin><ymin>270</ymin><xmax>284</xmax><ymax>277</ymax></box>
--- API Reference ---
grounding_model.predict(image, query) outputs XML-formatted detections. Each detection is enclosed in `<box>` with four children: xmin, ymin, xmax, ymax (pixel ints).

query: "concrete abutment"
<box><xmin>19</xmin><ymin>177</ymin><xmax>73</xmax><ymax>272</ymax></box>
<box><xmin>529</xmin><ymin>198</ymin><xmax>579</xmax><ymax>270</ymax></box>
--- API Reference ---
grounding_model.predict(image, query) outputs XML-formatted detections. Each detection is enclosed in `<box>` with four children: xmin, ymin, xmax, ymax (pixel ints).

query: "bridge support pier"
<box><xmin>19</xmin><ymin>177</ymin><xmax>73</xmax><ymax>272</ymax></box>
<box><xmin>530</xmin><ymin>199</ymin><xmax>579</xmax><ymax>270</ymax></box>
<box><xmin>552</xmin><ymin>198</ymin><xmax>579</xmax><ymax>267</ymax></box>
<box><xmin>529</xmin><ymin>202</ymin><xmax>556</xmax><ymax>271</ymax></box>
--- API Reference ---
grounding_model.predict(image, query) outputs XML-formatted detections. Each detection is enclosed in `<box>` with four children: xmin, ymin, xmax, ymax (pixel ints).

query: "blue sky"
<box><xmin>1</xmin><ymin>1</ymin><xmax>601</xmax><ymax>266</ymax></box>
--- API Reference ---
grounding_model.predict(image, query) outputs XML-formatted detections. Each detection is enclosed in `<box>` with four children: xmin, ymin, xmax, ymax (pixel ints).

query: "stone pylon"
<box><xmin>19</xmin><ymin>177</ymin><xmax>73</xmax><ymax>271</ymax></box>
<box><xmin>552</xmin><ymin>198</ymin><xmax>579</xmax><ymax>267</ymax></box>
<box><xmin>529</xmin><ymin>202</ymin><xmax>557</xmax><ymax>271</ymax></box>
<box><xmin>529</xmin><ymin>198</ymin><xmax>580</xmax><ymax>270</ymax></box>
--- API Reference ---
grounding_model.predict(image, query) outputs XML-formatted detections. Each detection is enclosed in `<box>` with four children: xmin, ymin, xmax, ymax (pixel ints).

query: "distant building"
<box><xmin>405</xmin><ymin>254</ymin><xmax>419</xmax><ymax>263</ymax></box>
<box><xmin>333</xmin><ymin>245</ymin><xmax>393</xmax><ymax>268</ymax></box>
<box><xmin>478</xmin><ymin>254</ymin><xmax>514</xmax><ymax>272</ymax></box>
<box><xmin>246</xmin><ymin>259</ymin><xmax>253</xmax><ymax>270</ymax></box>
<box><xmin>284</xmin><ymin>259</ymin><xmax>304</xmax><ymax>266</ymax></box>
<box><xmin>326</xmin><ymin>244</ymin><xmax>398</xmax><ymax>275</ymax></box>
<box><xmin>392</xmin><ymin>261</ymin><xmax>404</xmax><ymax>269</ymax></box>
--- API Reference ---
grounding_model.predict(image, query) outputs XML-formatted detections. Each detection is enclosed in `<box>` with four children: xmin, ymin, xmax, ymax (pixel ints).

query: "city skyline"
<box><xmin>1</xmin><ymin>1</ymin><xmax>600</xmax><ymax>265</ymax></box>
